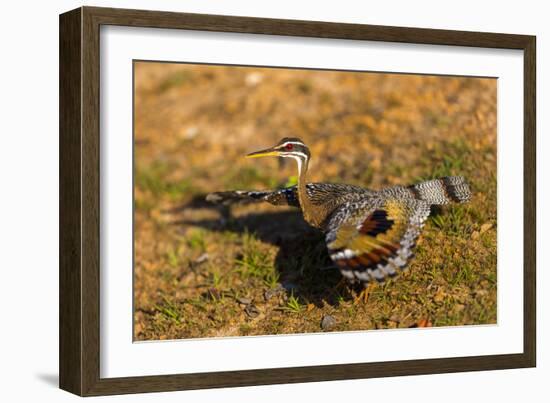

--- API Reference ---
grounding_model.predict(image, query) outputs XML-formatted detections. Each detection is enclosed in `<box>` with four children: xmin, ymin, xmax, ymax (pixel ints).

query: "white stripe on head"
<box><xmin>280</xmin><ymin>140</ymin><xmax>306</xmax><ymax>148</ymax></box>
<box><xmin>281</xmin><ymin>151</ymin><xmax>308</xmax><ymax>160</ymax></box>
<box><xmin>284</xmin><ymin>153</ymin><xmax>308</xmax><ymax>175</ymax></box>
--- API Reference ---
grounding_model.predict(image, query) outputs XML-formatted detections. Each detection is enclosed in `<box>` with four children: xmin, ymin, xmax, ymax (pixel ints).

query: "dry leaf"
<box><xmin>480</xmin><ymin>223</ymin><xmax>493</xmax><ymax>234</ymax></box>
<box><xmin>416</xmin><ymin>319</ymin><xmax>433</xmax><ymax>328</ymax></box>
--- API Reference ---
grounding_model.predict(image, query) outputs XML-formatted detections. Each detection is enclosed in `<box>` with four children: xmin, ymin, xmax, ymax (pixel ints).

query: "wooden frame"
<box><xmin>59</xmin><ymin>6</ymin><xmax>536</xmax><ymax>396</ymax></box>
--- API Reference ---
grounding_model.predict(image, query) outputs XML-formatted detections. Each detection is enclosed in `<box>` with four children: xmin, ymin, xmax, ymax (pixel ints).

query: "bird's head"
<box><xmin>245</xmin><ymin>137</ymin><xmax>310</xmax><ymax>162</ymax></box>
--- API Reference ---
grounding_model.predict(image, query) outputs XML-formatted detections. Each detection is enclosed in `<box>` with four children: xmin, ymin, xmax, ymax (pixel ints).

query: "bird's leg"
<box><xmin>354</xmin><ymin>282</ymin><xmax>377</xmax><ymax>305</ymax></box>
<box><xmin>334</xmin><ymin>277</ymin><xmax>347</xmax><ymax>289</ymax></box>
<box><xmin>331</xmin><ymin>277</ymin><xmax>349</xmax><ymax>297</ymax></box>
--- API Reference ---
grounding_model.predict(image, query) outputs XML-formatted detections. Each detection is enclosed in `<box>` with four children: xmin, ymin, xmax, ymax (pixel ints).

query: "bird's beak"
<box><xmin>245</xmin><ymin>147</ymin><xmax>280</xmax><ymax>159</ymax></box>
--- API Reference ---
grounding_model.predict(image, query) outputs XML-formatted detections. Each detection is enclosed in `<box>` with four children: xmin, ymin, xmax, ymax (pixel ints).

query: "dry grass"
<box><xmin>133</xmin><ymin>62</ymin><xmax>497</xmax><ymax>340</ymax></box>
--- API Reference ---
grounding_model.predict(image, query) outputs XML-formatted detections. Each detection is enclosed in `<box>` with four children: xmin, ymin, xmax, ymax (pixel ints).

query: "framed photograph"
<box><xmin>59</xmin><ymin>6</ymin><xmax>536</xmax><ymax>396</ymax></box>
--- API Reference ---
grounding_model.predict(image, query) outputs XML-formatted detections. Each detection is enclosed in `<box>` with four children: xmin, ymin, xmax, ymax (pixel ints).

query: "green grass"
<box><xmin>154</xmin><ymin>297</ymin><xmax>182</xmax><ymax>324</ymax></box>
<box><xmin>284</xmin><ymin>175</ymin><xmax>298</xmax><ymax>188</ymax></box>
<box><xmin>417</xmin><ymin>138</ymin><xmax>470</xmax><ymax>180</ymax></box>
<box><xmin>186</xmin><ymin>230</ymin><xmax>207</xmax><ymax>253</ymax></box>
<box><xmin>234</xmin><ymin>232</ymin><xmax>281</xmax><ymax>291</ymax></box>
<box><xmin>136</xmin><ymin>161</ymin><xmax>196</xmax><ymax>200</ymax></box>
<box><xmin>283</xmin><ymin>292</ymin><xmax>305</xmax><ymax>313</ymax></box>
<box><xmin>157</xmin><ymin>70</ymin><xmax>194</xmax><ymax>93</ymax></box>
<box><xmin>263</xmin><ymin>271</ymin><xmax>281</xmax><ymax>289</ymax></box>
<box><xmin>429</xmin><ymin>204</ymin><xmax>473</xmax><ymax>237</ymax></box>
<box><xmin>165</xmin><ymin>246</ymin><xmax>181</xmax><ymax>268</ymax></box>
<box><xmin>222</xmin><ymin>166</ymin><xmax>278</xmax><ymax>190</ymax></box>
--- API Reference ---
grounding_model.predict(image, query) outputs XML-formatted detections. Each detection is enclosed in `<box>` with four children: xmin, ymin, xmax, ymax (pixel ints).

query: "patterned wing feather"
<box><xmin>206</xmin><ymin>183</ymin><xmax>370</xmax><ymax>207</ymax></box>
<box><xmin>326</xmin><ymin>198</ymin><xmax>431</xmax><ymax>284</ymax></box>
<box><xmin>206</xmin><ymin>187</ymin><xmax>300</xmax><ymax>206</ymax></box>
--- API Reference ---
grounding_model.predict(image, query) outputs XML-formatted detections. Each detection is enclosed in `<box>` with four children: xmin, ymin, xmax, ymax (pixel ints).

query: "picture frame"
<box><xmin>59</xmin><ymin>6</ymin><xmax>536</xmax><ymax>396</ymax></box>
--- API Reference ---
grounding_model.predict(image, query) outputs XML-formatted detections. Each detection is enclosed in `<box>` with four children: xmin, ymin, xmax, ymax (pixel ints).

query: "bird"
<box><xmin>207</xmin><ymin>137</ymin><xmax>471</xmax><ymax>285</ymax></box>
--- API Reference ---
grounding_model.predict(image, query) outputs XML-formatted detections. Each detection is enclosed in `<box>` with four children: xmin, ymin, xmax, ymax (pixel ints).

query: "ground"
<box><xmin>133</xmin><ymin>62</ymin><xmax>497</xmax><ymax>340</ymax></box>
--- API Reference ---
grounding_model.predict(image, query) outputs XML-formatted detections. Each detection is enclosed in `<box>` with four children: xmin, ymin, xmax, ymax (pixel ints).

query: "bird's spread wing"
<box><xmin>206</xmin><ymin>187</ymin><xmax>300</xmax><ymax>207</ymax></box>
<box><xmin>206</xmin><ymin>183</ymin><xmax>369</xmax><ymax>207</ymax></box>
<box><xmin>325</xmin><ymin>198</ymin><xmax>431</xmax><ymax>283</ymax></box>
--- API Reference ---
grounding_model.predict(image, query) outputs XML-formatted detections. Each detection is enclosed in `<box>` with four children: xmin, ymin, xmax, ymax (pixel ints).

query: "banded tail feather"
<box><xmin>409</xmin><ymin>176</ymin><xmax>471</xmax><ymax>205</ymax></box>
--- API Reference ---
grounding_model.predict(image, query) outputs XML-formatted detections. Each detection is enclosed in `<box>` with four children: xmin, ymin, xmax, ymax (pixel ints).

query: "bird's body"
<box><xmin>207</xmin><ymin>138</ymin><xmax>471</xmax><ymax>285</ymax></box>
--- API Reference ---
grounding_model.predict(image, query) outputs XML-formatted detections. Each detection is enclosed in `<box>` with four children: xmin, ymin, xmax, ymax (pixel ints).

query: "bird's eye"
<box><xmin>285</xmin><ymin>143</ymin><xmax>293</xmax><ymax>150</ymax></box>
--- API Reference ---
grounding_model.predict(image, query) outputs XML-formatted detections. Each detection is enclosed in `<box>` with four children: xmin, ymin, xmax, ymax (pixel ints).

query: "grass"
<box><xmin>136</xmin><ymin>161</ymin><xmax>196</xmax><ymax>201</ymax></box>
<box><xmin>154</xmin><ymin>297</ymin><xmax>182</xmax><ymax>324</ymax></box>
<box><xmin>430</xmin><ymin>204</ymin><xmax>472</xmax><ymax>237</ymax></box>
<box><xmin>235</xmin><ymin>232</ymin><xmax>275</xmax><ymax>280</ymax></box>
<box><xmin>165</xmin><ymin>246</ymin><xmax>181</xmax><ymax>268</ymax></box>
<box><xmin>133</xmin><ymin>63</ymin><xmax>497</xmax><ymax>340</ymax></box>
<box><xmin>157</xmin><ymin>70</ymin><xmax>194</xmax><ymax>93</ymax></box>
<box><xmin>186</xmin><ymin>230</ymin><xmax>207</xmax><ymax>253</ymax></box>
<box><xmin>283</xmin><ymin>292</ymin><xmax>305</xmax><ymax>314</ymax></box>
<box><xmin>222</xmin><ymin>166</ymin><xmax>279</xmax><ymax>190</ymax></box>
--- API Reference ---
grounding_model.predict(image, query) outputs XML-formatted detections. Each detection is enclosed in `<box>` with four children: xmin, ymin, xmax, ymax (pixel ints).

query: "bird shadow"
<box><xmin>166</xmin><ymin>195</ymin><xmax>356</xmax><ymax>307</ymax></box>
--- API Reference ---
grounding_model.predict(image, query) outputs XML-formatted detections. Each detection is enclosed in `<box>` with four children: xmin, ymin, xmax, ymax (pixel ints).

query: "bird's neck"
<box><xmin>295</xmin><ymin>157</ymin><xmax>324</xmax><ymax>228</ymax></box>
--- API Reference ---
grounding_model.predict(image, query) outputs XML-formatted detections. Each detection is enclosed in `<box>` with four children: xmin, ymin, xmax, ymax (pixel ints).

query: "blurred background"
<box><xmin>133</xmin><ymin>62</ymin><xmax>497</xmax><ymax>340</ymax></box>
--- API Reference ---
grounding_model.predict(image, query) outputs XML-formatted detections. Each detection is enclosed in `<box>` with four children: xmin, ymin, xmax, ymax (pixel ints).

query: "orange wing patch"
<box><xmin>359</xmin><ymin>209</ymin><xmax>394</xmax><ymax>236</ymax></box>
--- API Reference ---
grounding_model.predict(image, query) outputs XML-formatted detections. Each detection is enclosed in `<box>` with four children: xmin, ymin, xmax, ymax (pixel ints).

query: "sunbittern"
<box><xmin>207</xmin><ymin>137</ymin><xmax>471</xmax><ymax>285</ymax></box>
